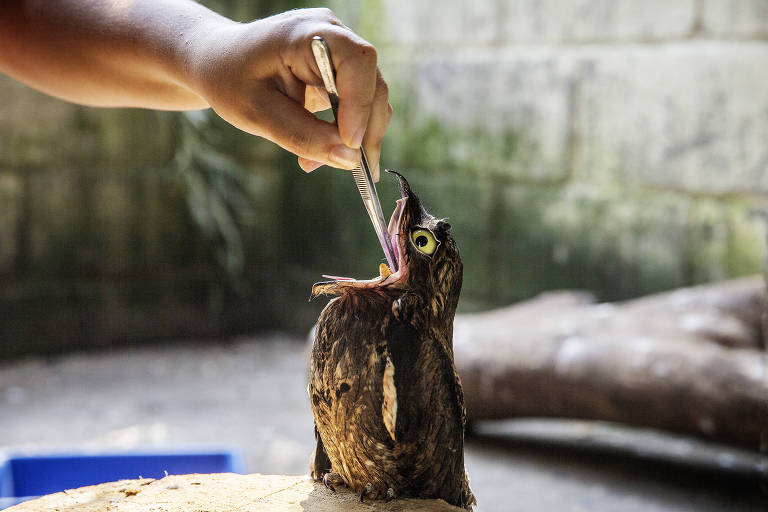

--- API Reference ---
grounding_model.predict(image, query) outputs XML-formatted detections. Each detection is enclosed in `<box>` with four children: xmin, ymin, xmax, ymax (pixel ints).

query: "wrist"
<box><xmin>174</xmin><ymin>14</ymin><xmax>247</xmax><ymax>104</ymax></box>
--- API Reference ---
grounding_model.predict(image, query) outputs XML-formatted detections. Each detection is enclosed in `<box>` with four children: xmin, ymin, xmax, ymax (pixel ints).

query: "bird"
<box><xmin>308</xmin><ymin>170</ymin><xmax>475</xmax><ymax>510</ymax></box>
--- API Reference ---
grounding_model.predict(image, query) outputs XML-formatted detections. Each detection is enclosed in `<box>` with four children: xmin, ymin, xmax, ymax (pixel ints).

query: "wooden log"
<box><xmin>6</xmin><ymin>473</ymin><xmax>464</xmax><ymax>512</ymax></box>
<box><xmin>454</xmin><ymin>276</ymin><xmax>767</xmax><ymax>448</ymax></box>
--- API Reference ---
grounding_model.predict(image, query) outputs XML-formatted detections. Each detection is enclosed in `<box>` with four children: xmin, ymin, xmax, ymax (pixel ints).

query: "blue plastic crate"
<box><xmin>0</xmin><ymin>449</ymin><xmax>245</xmax><ymax>509</ymax></box>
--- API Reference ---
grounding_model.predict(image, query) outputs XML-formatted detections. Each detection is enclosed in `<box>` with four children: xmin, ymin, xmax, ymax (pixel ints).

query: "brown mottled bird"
<box><xmin>308</xmin><ymin>171</ymin><xmax>475</xmax><ymax>510</ymax></box>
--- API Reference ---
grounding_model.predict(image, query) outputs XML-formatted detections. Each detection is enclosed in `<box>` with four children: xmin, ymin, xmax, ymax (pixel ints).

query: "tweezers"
<box><xmin>311</xmin><ymin>36</ymin><xmax>399</xmax><ymax>272</ymax></box>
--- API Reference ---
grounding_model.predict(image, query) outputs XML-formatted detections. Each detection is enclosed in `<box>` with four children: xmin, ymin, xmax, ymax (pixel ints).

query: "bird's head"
<box><xmin>311</xmin><ymin>171</ymin><xmax>462</xmax><ymax>320</ymax></box>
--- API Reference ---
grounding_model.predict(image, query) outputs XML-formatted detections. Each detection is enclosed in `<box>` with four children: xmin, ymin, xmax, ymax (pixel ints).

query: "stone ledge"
<box><xmin>6</xmin><ymin>473</ymin><xmax>465</xmax><ymax>512</ymax></box>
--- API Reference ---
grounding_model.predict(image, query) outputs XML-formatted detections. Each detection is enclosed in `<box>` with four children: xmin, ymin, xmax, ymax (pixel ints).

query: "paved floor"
<box><xmin>1</xmin><ymin>336</ymin><xmax>766</xmax><ymax>511</ymax></box>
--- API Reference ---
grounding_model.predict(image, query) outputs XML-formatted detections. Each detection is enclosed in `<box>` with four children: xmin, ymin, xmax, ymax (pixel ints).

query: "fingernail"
<box><xmin>329</xmin><ymin>145</ymin><xmax>360</xmax><ymax>169</ymax></box>
<box><xmin>350</xmin><ymin>127</ymin><xmax>365</xmax><ymax>149</ymax></box>
<box><xmin>301</xmin><ymin>160</ymin><xmax>323</xmax><ymax>173</ymax></box>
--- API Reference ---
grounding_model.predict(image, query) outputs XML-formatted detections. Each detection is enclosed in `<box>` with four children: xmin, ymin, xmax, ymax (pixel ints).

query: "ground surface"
<box><xmin>1</xmin><ymin>336</ymin><xmax>766</xmax><ymax>512</ymax></box>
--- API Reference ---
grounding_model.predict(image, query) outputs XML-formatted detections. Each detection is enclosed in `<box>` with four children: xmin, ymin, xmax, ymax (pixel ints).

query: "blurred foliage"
<box><xmin>167</xmin><ymin>0</ymin><xmax>314</xmax><ymax>286</ymax></box>
<box><xmin>170</xmin><ymin>110</ymin><xmax>264</xmax><ymax>283</ymax></box>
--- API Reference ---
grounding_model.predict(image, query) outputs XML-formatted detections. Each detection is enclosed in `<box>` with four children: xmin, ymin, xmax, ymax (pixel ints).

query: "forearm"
<box><xmin>0</xmin><ymin>3</ymin><xmax>392</xmax><ymax>174</ymax></box>
<box><xmin>0</xmin><ymin>0</ymin><xmax>231</xmax><ymax>109</ymax></box>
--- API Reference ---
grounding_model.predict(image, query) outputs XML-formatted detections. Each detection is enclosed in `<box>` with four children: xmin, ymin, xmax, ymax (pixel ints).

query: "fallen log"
<box><xmin>454</xmin><ymin>276</ymin><xmax>767</xmax><ymax>448</ymax></box>
<box><xmin>6</xmin><ymin>473</ymin><xmax>464</xmax><ymax>512</ymax></box>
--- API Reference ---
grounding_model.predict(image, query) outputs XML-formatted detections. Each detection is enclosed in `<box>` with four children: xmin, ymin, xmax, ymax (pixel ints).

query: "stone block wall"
<box><xmin>1</xmin><ymin>0</ymin><xmax>766</xmax><ymax>356</ymax></box>
<box><xmin>332</xmin><ymin>0</ymin><xmax>768</xmax><ymax>309</ymax></box>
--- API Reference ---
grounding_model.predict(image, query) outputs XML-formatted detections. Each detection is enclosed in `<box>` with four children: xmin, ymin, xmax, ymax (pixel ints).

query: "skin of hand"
<box><xmin>0</xmin><ymin>1</ymin><xmax>391</xmax><ymax>179</ymax></box>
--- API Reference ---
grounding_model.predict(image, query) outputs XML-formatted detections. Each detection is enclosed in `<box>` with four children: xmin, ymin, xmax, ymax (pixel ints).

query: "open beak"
<box><xmin>311</xmin><ymin>179</ymin><xmax>409</xmax><ymax>299</ymax></box>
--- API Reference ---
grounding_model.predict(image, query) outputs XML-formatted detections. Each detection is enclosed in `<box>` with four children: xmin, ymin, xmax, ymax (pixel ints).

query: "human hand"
<box><xmin>185</xmin><ymin>8</ymin><xmax>392</xmax><ymax>180</ymax></box>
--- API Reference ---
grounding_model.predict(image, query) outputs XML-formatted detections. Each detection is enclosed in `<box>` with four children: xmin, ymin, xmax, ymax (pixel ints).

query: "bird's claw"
<box><xmin>360</xmin><ymin>483</ymin><xmax>374</xmax><ymax>502</ymax></box>
<box><xmin>359</xmin><ymin>483</ymin><xmax>394</xmax><ymax>503</ymax></box>
<box><xmin>322</xmin><ymin>473</ymin><xmax>344</xmax><ymax>493</ymax></box>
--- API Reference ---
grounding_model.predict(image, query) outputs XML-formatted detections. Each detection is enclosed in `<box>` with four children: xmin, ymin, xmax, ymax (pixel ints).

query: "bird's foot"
<box><xmin>460</xmin><ymin>486</ymin><xmax>477</xmax><ymax>511</ymax></box>
<box><xmin>360</xmin><ymin>483</ymin><xmax>374</xmax><ymax>502</ymax></box>
<box><xmin>322</xmin><ymin>472</ymin><xmax>345</xmax><ymax>493</ymax></box>
<box><xmin>359</xmin><ymin>483</ymin><xmax>395</xmax><ymax>503</ymax></box>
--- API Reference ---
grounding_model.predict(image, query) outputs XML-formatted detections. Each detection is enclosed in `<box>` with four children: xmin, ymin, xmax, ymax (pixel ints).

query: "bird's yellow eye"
<box><xmin>410</xmin><ymin>228</ymin><xmax>439</xmax><ymax>256</ymax></box>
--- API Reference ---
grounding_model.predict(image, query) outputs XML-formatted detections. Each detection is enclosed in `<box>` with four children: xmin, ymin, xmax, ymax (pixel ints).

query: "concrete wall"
<box><xmin>331</xmin><ymin>0</ymin><xmax>768</xmax><ymax>309</ymax></box>
<box><xmin>1</xmin><ymin>0</ymin><xmax>766</xmax><ymax>356</ymax></box>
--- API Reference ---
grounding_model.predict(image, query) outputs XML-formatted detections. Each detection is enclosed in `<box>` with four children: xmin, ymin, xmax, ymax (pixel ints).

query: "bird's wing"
<box><xmin>432</xmin><ymin>327</ymin><xmax>467</xmax><ymax>429</ymax></box>
<box><xmin>309</xmin><ymin>296</ymin><xmax>396</xmax><ymax>488</ymax></box>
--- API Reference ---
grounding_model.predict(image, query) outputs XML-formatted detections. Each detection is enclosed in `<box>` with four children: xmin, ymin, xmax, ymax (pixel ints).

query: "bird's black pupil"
<box><xmin>415</xmin><ymin>235</ymin><xmax>429</xmax><ymax>247</ymax></box>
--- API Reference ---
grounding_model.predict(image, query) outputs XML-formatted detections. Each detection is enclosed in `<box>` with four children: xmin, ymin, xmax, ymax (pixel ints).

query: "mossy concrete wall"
<box><xmin>331</xmin><ymin>0</ymin><xmax>768</xmax><ymax>311</ymax></box>
<box><xmin>1</xmin><ymin>0</ymin><xmax>767</xmax><ymax>356</ymax></box>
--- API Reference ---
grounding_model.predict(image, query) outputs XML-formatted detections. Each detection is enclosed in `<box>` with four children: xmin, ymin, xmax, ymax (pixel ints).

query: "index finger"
<box><xmin>322</xmin><ymin>27</ymin><xmax>379</xmax><ymax>150</ymax></box>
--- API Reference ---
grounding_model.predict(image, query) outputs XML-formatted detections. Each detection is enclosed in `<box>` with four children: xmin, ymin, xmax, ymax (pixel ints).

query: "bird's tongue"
<box><xmin>321</xmin><ymin>275</ymin><xmax>356</xmax><ymax>281</ymax></box>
